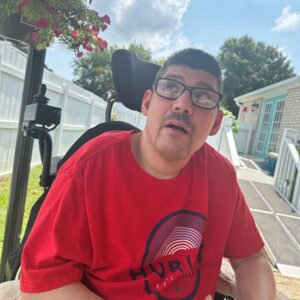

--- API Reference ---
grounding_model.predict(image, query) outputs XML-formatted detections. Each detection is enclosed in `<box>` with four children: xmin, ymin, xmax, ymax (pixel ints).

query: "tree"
<box><xmin>127</xmin><ymin>42</ymin><xmax>152</xmax><ymax>62</ymax></box>
<box><xmin>72</xmin><ymin>42</ymin><xmax>152</xmax><ymax>98</ymax></box>
<box><xmin>218</xmin><ymin>35</ymin><xmax>295</xmax><ymax>116</ymax></box>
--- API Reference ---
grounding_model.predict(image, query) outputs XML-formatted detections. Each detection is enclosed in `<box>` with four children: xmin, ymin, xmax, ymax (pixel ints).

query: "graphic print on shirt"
<box><xmin>129</xmin><ymin>210</ymin><xmax>206</xmax><ymax>300</ymax></box>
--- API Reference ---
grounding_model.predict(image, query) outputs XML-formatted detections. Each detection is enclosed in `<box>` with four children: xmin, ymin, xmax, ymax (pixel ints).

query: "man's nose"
<box><xmin>172</xmin><ymin>90</ymin><xmax>193</xmax><ymax>114</ymax></box>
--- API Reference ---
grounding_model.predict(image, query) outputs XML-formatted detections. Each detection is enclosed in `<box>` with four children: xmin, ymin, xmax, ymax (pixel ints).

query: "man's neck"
<box><xmin>130</xmin><ymin>132</ymin><xmax>190</xmax><ymax>179</ymax></box>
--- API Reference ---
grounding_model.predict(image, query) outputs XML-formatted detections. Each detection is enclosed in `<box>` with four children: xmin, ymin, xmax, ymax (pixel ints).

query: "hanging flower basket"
<box><xmin>242</xmin><ymin>106</ymin><xmax>249</xmax><ymax>113</ymax></box>
<box><xmin>0</xmin><ymin>0</ymin><xmax>110</xmax><ymax>57</ymax></box>
<box><xmin>0</xmin><ymin>13</ymin><xmax>37</xmax><ymax>47</ymax></box>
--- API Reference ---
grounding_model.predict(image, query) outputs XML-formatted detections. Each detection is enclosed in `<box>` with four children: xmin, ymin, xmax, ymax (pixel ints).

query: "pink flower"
<box><xmin>85</xmin><ymin>44</ymin><xmax>93</xmax><ymax>52</ymax></box>
<box><xmin>102</xmin><ymin>40</ymin><xmax>108</xmax><ymax>49</ymax></box>
<box><xmin>82</xmin><ymin>38</ymin><xmax>89</xmax><ymax>48</ymax></box>
<box><xmin>72</xmin><ymin>42</ymin><xmax>81</xmax><ymax>49</ymax></box>
<box><xmin>76</xmin><ymin>51</ymin><xmax>83</xmax><ymax>58</ymax></box>
<box><xmin>18</xmin><ymin>0</ymin><xmax>29</xmax><ymax>13</ymax></box>
<box><xmin>71</xmin><ymin>31</ymin><xmax>79</xmax><ymax>37</ymax></box>
<box><xmin>96</xmin><ymin>38</ymin><xmax>108</xmax><ymax>50</ymax></box>
<box><xmin>90</xmin><ymin>28</ymin><xmax>99</xmax><ymax>35</ymax></box>
<box><xmin>35</xmin><ymin>18</ymin><xmax>49</xmax><ymax>28</ymax></box>
<box><xmin>43</xmin><ymin>5</ymin><xmax>53</xmax><ymax>13</ymax></box>
<box><xmin>14</xmin><ymin>1</ymin><xmax>109</xmax><ymax>56</ymax></box>
<box><xmin>18</xmin><ymin>4</ymin><xmax>24</xmax><ymax>13</ymax></box>
<box><xmin>54</xmin><ymin>29</ymin><xmax>62</xmax><ymax>37</ymax></box>
<box><xmin>102</xmin><ymin>14</ymin><xmax>111</xmax><ymax>25</ymax></box>
<box><xmin>31</xmin><ymin>32</ymin><xmax>39</xmax><ymax>42</ymax></box>
<box><xmin>100</xmin><ymin>24</ymin><xmax>107</xmax><ymax>31</ymax></box>
<box><xmin>96</xmin><ymin>36</ymin><xmax>104</xmax><ymax>43</ymax></box>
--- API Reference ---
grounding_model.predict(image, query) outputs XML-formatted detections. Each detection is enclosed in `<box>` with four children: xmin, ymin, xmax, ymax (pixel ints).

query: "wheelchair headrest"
<box><xmin>111</xmin><ymin>49</ymin><xmax>161</xmax><ymax>112</ymax></box>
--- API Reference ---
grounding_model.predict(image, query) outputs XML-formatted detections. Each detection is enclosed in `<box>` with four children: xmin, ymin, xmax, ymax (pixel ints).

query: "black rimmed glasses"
<box><xmin>154</xmin><ymin>77</ymin><xmax>223</xmax><ymax>109</ymax></box>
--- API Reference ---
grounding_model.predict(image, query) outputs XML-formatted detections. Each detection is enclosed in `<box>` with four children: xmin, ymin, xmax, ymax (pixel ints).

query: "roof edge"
<box><xmin>234</xmin><ymin>76</ymin><xmax>300</xmax><ymax>104</ymax></box>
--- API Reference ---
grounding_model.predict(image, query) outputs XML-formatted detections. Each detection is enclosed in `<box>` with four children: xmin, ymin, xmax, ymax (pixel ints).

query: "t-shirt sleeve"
<box><xmin>224</xmin><ymin>184</ymin><xmax>264</xmax><ymax>259</ymax></box>
<box><xmin>20</xmin><ymin>170</ymin><xmax>93</xmax><ymax>292</ymax></box>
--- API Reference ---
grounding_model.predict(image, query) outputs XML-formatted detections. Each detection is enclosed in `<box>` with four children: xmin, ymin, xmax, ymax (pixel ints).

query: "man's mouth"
<box><xmin>165</xmin><ymin>123</ymin><xmax>188</xmax><ymax>134</ymax></box>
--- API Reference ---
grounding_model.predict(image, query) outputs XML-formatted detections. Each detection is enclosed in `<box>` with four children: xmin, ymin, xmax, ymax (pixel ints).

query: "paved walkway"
<box><xmin>238</xmin><ymin>156</ymin><xmax>300</xmax><ymax>280</ymax></box>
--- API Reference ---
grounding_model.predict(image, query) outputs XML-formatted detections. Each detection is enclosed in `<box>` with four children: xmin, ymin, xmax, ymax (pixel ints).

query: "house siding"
<box><xmin>235</xmin><ymin>76</ymin><xmax>300</xmax><ymax>156</ymax></box>
<box><xmin>277</xmin><ymin>86</ymin><xmax>300</xmax><ymax>151</ymax></box>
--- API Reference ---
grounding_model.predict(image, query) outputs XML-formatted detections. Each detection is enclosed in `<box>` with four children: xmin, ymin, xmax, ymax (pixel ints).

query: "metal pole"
<box><xmin>0</xmin><ymin>47</ymin><xmax>46</xmax><ymax>281</ymax></box>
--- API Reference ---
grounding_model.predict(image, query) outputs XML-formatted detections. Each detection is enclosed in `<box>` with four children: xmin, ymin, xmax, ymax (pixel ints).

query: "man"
<box><xmin>20</xmin><ymin>48</ymin><xmax>275</xmax><ymax>299</ymax></box>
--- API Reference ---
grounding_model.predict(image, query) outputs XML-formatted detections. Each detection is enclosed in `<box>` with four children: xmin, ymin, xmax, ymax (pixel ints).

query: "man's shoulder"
<box><xmin>60</xmin><ymin>130</ymin><xmax>136</xmax><ymax>173</ymax></box>
<box><xmin>200</xmin><ymin>143</ymin><xmax>236</xmax><ymax>172</ymax></box>
<box><xmin>192</xmin><ymin>143</ymin><xmax>238</xmax><ymax>186</ymax></box>
<box><xmin>84</xmin><ymin>129</ymin><xmax>134</xmax><ymax>152</ymax></box>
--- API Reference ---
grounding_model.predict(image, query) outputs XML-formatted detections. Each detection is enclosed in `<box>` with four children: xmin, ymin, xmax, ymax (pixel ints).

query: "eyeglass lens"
<box><xmin>155</xmin><ymin>78</ymin><xmax>221</xmax><ymax>109</ymax></box>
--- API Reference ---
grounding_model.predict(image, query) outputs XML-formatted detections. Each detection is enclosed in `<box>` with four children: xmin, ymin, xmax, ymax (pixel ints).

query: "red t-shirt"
<box><xmin>21</xmin><ymin>130</ymin><xmax>263</xmax><ymax>299</ymax></box>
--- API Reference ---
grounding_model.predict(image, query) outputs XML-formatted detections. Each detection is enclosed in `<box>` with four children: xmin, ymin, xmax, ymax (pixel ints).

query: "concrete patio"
<box><xmin>238</xmin><ymin>156</ymin><xmax>300</xmax><ymax>299</ymax></box>
<box><xmin>238</xmin><ymin>156</ymin><xmax>300</xmax><ymax>276</ymax></box>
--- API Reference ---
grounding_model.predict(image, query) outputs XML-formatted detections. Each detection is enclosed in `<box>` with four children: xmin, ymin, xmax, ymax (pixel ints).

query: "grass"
<box><xmin>0</xmin><ymin>165</ymin><xmax>43</xmax><ymax>262</ymax></box>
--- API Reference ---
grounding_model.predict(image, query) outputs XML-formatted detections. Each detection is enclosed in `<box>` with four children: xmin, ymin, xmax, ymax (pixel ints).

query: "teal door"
<box><xmin>254</xmin><ymin>96</ymin><xmax>285</xmax><ymax>156</ymax></box>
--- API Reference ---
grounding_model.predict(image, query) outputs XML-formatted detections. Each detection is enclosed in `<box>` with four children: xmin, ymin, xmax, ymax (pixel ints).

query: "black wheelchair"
<box><xmin>2</xmin><ymin>49</ymin><xmax>234</xmax><ymax>300</ymax></box>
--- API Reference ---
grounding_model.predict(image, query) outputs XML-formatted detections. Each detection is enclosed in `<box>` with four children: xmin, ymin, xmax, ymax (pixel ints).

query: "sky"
<box><xmin>45</xmin><ymin>0</ymin><xmax>300</xmax><ymax>81</ymax></box>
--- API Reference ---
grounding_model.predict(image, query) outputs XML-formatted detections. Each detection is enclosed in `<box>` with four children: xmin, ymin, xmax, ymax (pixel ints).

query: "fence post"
<box><xmin>0</xmin><ymin>53</ymin><xmax>3</xmax><ymax>79</ymax></box>
<box><xmin>87</xmin><ymin>95</ymin><xmax>96</xmax><ymax>129</ymax></box>
<box><xmin>52</xmin><ymin>82</ymin><xmax>68</xmax><ymax>157</ymax></box>
<box><xmin>292</xmin><ymin>163</ymin><xmax>300</xmax><ymax>211</ymax></box>
<box><xmin>274</xmin><ymin>128</ymin><xmax>287</xmax><ymax>186</ymax></box>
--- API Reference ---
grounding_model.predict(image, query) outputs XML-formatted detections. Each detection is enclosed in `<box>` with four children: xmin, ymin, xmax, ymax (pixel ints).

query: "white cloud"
<box><xmin>153</xmin><ymin>31</ymin><xmax>204</xmax><ymax>60</ymax></box>
<box><xmin>276</xmin><ymin>46</ymin><xmax>295</xmax><ymax>68</ymax></box>
<box><xmin>91</xmin><ymin>0</ymin><xmax>195</xmax><ymax>58</ymax></box>
<box><xmin>277</xmin><ymin>47</ymin><xmax>289</xmax><ymax>58</ymax></box>
<box><xmin>272</xmin><ymin>5</ymin><xmax>300</xmax><ymax>32</ymax></box>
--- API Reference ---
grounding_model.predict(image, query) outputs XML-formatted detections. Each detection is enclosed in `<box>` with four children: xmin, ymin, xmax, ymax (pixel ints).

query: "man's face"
<box><xmin>141</xmin><ymin>65</ymin><xmax>223</xmax><ymax>162</ymax></box>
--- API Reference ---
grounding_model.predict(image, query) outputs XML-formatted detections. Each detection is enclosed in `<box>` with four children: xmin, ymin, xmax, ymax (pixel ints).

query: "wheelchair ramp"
<box><xmin>237</xmin><ymin>173</ymin><xmax>300</xmax><ymax>279</ymax></box>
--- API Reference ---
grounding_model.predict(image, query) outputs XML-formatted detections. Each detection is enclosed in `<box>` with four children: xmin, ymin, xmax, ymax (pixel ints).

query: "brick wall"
<box><xmin>277</xmin><ymin>86</ymin><xmax>300</xmax><ymax>151</ymax></box>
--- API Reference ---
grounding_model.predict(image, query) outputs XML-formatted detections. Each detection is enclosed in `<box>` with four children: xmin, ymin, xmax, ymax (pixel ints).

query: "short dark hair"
<box><xmin>155</xmin><ymin>48</ymin><xmax>223</xmax><ymax>92</ymax></box>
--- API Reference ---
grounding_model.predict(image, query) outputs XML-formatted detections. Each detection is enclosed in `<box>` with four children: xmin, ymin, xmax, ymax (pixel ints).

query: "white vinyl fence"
<box><xmin>234</xmin><ymin>123</ymin><xmax>253</xmax><ymax>154</ymax></box>
<box><xmin>0</xmin><ymin>41</ymin><xmax>145</xmax><ymax>176</ymax></box>
<box><xmin>274</xmin><ymin>129</ymin><xmax>300</xmax><ymax>213</ymax></box>
<box><xmin>207</xmin><ymin>117</ymin><xmax>240</xmax><ymax>169</ymax></box>
<box><xmin>0</xmin><ymin>41</ymin><xmax>239</xmax><ymax>177</ymax></box>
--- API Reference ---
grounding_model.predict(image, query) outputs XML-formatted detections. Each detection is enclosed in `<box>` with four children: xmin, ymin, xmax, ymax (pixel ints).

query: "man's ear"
<box><xmin>141</xmin><ymin>89</ymin><xmax>153</xmax><ymax>116</ymax></box>
<box><xmin>209</xmin><ymin>110</ymin><xmax>223</xmax><ymax>136</ymax></box>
